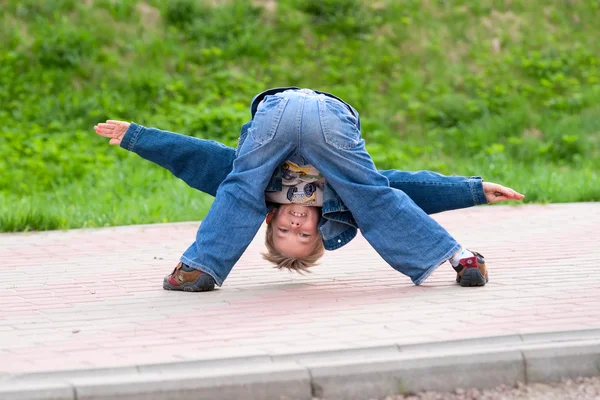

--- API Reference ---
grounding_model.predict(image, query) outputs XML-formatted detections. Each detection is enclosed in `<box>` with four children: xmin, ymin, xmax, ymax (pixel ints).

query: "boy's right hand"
<box><xmin>93</xmin><ymin>120</ymin><xmax>131</xmax><ymax>146</ymax></box>
<box><xmin>482</xmin><ymin>182</ymin><xmax>525</xmax><ymax>203</ymax></box>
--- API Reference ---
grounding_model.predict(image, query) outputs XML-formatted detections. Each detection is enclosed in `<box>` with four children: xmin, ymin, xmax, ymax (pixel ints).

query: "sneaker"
<box><xmin>453</xmin><ymin>250</ymin><xmax>488</xmax><ymax>287</ymax></box>
<box><xmin>163</xmin><ymin>262</ymin><xmax>216</xmax><ymax>292</ymax></box>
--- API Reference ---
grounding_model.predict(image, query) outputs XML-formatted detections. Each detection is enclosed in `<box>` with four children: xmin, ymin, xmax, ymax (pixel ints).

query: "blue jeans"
<box><xmin>163</xmin><ymin>89</ymin><xmax>461</xmax><ymax>285</ymax></box>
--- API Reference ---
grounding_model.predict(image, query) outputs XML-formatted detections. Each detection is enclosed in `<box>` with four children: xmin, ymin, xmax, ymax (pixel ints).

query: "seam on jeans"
<box><xmin>269</xmin><ymin>97</ymin><xmax>288</xmax><ymax>144</ymax></box>
<box><xmin>412</xmin><ymin>242</ymin><xmax>462</xmax><ymax>286</ymax></box>
<box><xmin>180</xmin><ymin>256</ymin><xmax>223</xmax><ymax>287</ymax></box>
<box><xmin>297</xmin><ymin>95</ymin><xmax>304</xmax><ymax>148</ymax></box>
<box><xmin>127</xmin><ymin>124</ymin><xmax>144</xmax><ymax>152</ymax></box>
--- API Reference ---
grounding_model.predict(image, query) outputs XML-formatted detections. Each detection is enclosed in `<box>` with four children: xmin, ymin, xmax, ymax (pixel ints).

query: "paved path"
<box><xmin>1</xmin><ymin>203</ymin><xmax>599</xmax><ymax>376</ymax></box>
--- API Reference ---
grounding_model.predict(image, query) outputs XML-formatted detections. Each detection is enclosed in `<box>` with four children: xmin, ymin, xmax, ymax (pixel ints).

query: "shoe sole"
<box><xmin>459</xmin><ymin>268</ymin><xmax>488</xmax><ymax>287</ymax></box>
<box><xmin>162</xmin><ymin>275</ymin><xmax>215</xmax><ymax>292</ymax></box>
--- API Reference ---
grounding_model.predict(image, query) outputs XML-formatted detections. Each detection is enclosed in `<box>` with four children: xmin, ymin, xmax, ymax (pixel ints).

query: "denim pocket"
<box><xmin>248</xmin><ymin>95</ymin><xmax>289</xmax><ymax>144</ymax></box>
<box><xmin>319</xmin><ymin>98</ymin><xmax>361</xmax><ymax>150</ymax></box>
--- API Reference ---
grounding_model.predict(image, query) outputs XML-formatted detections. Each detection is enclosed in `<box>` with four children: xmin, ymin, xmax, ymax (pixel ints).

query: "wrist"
<box><xmin>119</xmin><ymin>122</ymin><xmax>144</xmax><ymax>152</ymax></box>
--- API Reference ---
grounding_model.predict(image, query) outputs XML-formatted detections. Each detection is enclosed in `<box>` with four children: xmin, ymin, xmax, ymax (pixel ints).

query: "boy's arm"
<box><xmin>379</xmin><ymin>170</ymin><xmax>487</xmax><ymax>214</ymax></box>
<box><xmin>380</xmin><ymin>170</ymin><xmax>523</xmax><ymax>212</ymax></box>
<box><xmin>95</xmin><ymin>121</ymin><xmax>236</xmax><ymax>197</ymax></box>
<box><xmin>120</xmin><ymin>123</ymin><xmax>236</xmax><ymax>197</ymax></box>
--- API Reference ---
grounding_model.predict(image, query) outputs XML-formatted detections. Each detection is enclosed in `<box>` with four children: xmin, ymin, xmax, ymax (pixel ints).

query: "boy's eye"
<box><xmin>278</xmin><ymin>228</ymin><xmax>289</xmax><ymax>233</ymax></box>
<box><xmin>299</xmin><ymin>233</ymin><xmax>311</xmax><ymax>238</ymax></box>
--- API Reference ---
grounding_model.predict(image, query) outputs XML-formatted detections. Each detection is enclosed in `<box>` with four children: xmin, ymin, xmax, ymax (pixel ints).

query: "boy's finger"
<box><xmin>95</xmin><ymin>126</ymin><xmax>115</xmax><ymax>134</ymax></box>
<box><xmin>106</xmin><ymin>120</ymin><xmax>127</xmax><ymax>125</ymax></box>
<box><xmin>94</xmin><ymin>126</ymin><xmax>114</xmax><ymax>138</ymax></box>
<box><xmin>496</xmin><ymin>187</ymin><xmax>509</xmax><ymax>196</ymax></box>
<box><xmin>508</xmin><ymin>190</ymin><xmax>524</xmax><ymax>199</ymax></box>
<box><xmin>97</xmin><ymin>123</ymin><xmax>116</xmax><ymax>129</ymax></box>
<box><xmin>503</xmin><ymin>187</ymin><xmax>520</xmax><ymax>198</ymax></box>
<box><xmin>501</xmin><ymin>190</ymin><xmax>524</xmax><ymax>200</ymax></box>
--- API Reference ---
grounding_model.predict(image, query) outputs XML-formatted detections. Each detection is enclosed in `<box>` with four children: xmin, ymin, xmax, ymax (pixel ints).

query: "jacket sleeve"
<box><xmin>120</xmin><ymin>123</ymin><xmax>235</xmax><ymax>197</ymax></box>
<box><xmin>379</xmin><ymin>170</ymin><xmax>488</xmax><ymax>214</ymax></box>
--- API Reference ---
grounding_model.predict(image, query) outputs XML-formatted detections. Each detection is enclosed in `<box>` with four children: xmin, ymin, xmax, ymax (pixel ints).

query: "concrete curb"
<box><xmin>2</xmin><ymin>329</ymin><xmax>599</xmax><ymax>400</ymax></box>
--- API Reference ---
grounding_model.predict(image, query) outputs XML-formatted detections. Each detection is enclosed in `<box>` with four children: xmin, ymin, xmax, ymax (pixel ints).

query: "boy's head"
<box><xmin>263</xmin><ymin>204</ymin><xmax>325</xmax><ymax>273</ymax></box>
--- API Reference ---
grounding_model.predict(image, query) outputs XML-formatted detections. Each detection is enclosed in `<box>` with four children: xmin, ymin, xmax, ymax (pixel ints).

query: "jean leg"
<box><xmin>301</xmin><ymin>96</ymin><xmax>460</xmax><ymax>285</ymax></box>
<box><xmin>180</xmin><ymin>96</ymin><xmax>299</xmax><ymax>285</ymax></box>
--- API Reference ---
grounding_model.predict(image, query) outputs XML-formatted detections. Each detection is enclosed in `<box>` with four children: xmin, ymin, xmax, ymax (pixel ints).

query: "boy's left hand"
<box><xmin>482</xmin><ymin>182</ymin><xmax>525</xmax><ymax>203</ymax></box>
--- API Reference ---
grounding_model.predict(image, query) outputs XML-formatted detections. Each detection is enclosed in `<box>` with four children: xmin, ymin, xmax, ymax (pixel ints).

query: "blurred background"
<box><xmin>1</xmin><ymin>0</ymin><xmax>599</xmax><ymax>232</ymax></box>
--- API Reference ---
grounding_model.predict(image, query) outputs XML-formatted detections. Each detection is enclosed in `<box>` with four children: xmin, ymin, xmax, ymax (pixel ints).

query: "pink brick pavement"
<box><xmin>1</xmin><ymin>203</ymin><xmax>599</xmax><ymax>375</ymax></box>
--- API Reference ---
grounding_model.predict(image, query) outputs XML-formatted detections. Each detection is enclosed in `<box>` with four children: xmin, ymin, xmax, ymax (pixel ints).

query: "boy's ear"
<box><xmin>266</xmin><ymin>208</ymin><xmax>278</xmax><ymax>224</ymax></box>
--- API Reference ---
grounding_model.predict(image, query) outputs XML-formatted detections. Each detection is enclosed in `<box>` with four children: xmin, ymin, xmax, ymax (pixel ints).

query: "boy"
<box><xmin>94</xmin><ymin>87</ymin><xmax>523</xmax><ymax>292</ymax></box>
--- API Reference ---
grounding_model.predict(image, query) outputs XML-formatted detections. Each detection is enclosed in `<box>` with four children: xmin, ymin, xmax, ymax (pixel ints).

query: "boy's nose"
<box><xmin>290</xmin><ymin>220</ymin><xmax>301</xmax><ymax>227</ymax></box>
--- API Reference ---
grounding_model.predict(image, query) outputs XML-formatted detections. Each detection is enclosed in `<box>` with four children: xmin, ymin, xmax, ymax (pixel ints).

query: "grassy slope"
<box><xmin>1</xmin><ymin>0</ymin><xmax>599</xmax><ymax>231</ymax></box>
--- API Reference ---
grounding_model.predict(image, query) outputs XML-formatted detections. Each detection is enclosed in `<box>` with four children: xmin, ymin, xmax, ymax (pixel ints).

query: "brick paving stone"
<box><xmin>0</xmin><ymin>203</ymin><xmax>599</xmax><ymax>375</ymax></box>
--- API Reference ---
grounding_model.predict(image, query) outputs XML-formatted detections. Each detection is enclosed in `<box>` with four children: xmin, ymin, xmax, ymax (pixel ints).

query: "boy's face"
<box><xmin>270</xmin><ymin>204</ymin><xmax>320</xmax><ymax>258</ymax></box>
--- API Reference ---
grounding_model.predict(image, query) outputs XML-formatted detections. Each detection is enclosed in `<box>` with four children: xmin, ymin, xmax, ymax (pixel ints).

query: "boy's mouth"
<box><xmin>290</xmin><ymin>211</ymin><xmax>307</xmax><ymax>217</ymax></box>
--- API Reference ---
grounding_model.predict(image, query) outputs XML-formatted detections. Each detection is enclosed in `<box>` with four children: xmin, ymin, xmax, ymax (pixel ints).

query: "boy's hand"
<box><xmin>482</xmin><ymin>182</ymin><xmax>525</xmax><ymax>204</ymax></box>
<box><xmin>93</xmin><ymin>120</ymin><xmax>130</xmax><ymax>146</ymax></box>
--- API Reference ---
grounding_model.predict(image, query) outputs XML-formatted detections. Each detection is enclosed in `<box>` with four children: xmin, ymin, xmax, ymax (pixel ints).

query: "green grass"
<box><xmin>1</xmin><ymin>0</ymin><xmax>599</xmax><ymax>232</ymax></box>
<box><xmin>0</xmin><ymin>154</ymin><xmax>216</xmax><ymax>232</ymax></box>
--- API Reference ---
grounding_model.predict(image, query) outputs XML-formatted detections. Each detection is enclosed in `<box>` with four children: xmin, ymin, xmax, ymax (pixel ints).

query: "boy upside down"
<box><xmin>94</xmin><ymin>87</ymin><xmax>523</xmax><ymax>292</ymax></box>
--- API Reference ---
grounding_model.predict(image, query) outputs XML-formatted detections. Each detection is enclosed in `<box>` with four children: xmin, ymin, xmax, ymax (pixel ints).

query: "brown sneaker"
<box><xmin>163</xmin><ymin>262</ymin><xmax>216</xmax><ymax>292</ymax></box>
<box><xmin>453</xmin><ymin>250</ymin><xmax>488</xmax><ymax>287</ymax></box>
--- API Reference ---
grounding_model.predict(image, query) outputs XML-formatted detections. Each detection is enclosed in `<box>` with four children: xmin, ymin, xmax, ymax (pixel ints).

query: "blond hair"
<box><xmin>262</xmin><ymin>223</ymin><xmax>325</xmax><ymax>273</ymax></box>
